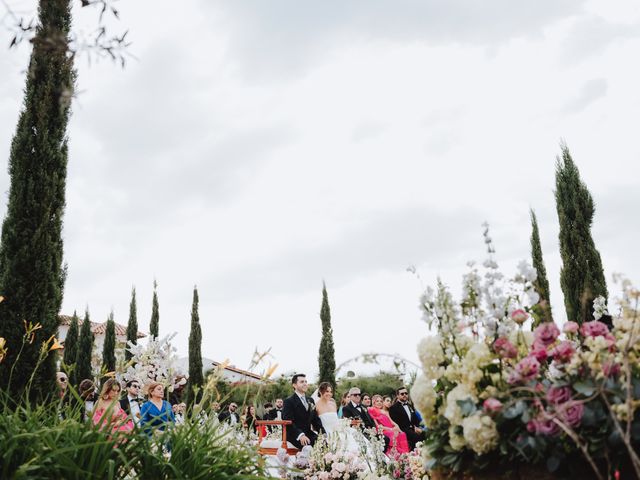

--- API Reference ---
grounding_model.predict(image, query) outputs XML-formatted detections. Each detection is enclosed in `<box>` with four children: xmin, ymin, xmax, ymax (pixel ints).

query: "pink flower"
<box><xmin>546</xmin><ymin>386</ymin><xmax>572</xmax><ymax>405</ymax></box>
<box><xmin>511</xmin><ymin>309</ymin><xmax>529</xmax><ymax>325</ymax></box>
<box><xmin>580</xmin><ymin>320</ymin><xmax>610</xmax><ymax>338</ymax></box>
<box><xmin>493</xmin><ymin>337</ymin><xmax>517</xmax><ymax>359</ymax></box>
<box><xmin>557</xmin><ymin>401</ymin><xmax>584</xmax><ymax>427</ymax></box>
<box><xmin>512</xmin><ymin>356</ymin><xmax>540</xmax><ymax>383</ymax></box>
<box><xmin>603</xmin><ymin>361</ymin><xmax>620</xmax><ymax>377</ymax></box>
<box><xmin>483</xmin><ymin>398</ymin><xmax>503</xmax><ymax>413</ymax></box>
<box><xmin>550</xmin><ymin>341</ymin><xmax>575</xmax><ymax>363</ymax></box>
<box><xmin>527</xmin><ymin>416</ymin><xmax>560</xmax><ymax>436</ymax></box>
<box><xmin>563</xmin><ymin>321</ymin><xmax>579</xmax><ymax>334</ymax></box>
<box><xmin>530</xmin><ymin>341</ymin><xmax>549</xmax><ymax>362</ymax></box>
<box><xmin>533</xmin><ymin>322</ymin><xmax>560</xmax><ymax>346</ymax></box>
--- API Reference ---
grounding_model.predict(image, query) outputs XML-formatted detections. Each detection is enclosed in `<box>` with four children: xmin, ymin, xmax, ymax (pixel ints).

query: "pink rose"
<box><xmin>511</xmin><ymin>356</ymin><xmax>540</xmax><ymax>383</ymax></box>
<box><xmin>546</xmin><ymin>386</ymin><xmax>572</xmax><ymax>405</ymax></box>
<box><xmin>580</xmin><ymin>320</ymin><xmax>610</xmax><ymax>338</ymax></box>
<box><xmin>557</xmin><ymin>401</ymin><xmax>584</xmax><ymax>427</ymax></box>
<box><xmin>483</xmin><ymin>398</ymin><xmax>503</xmax><ymax>413</ymax></box>
<box><xmin>493</xmin><ymin>337</ymin><xmax>518</xmax><ymax>359</ymax></box>
<box><xmin>530</xmin><ymin>341</ymin><xmax>549</xmax><ymax>362</ymax></box>
<box><xmin>550</xmin><ymin>341</ymin><xmax>575</xmax><ymax>363</ymax></box>
<box><xmin>527</xmin><ymin>416</ymin><xmax>560</xmax><ymax>436</ymax></box>
<box><xmin>533</xmin><ymin>322</ymin><xmax>560</xmax><ymax>346</ymax></box>
<box><xmin>511</xmin><ymin>309</ymin><xmax>529</xmax><ymax>325</ymax></box>
<box><xmin>603</xmin><ymin>361</ymin><xmax>620</xmax><ymax>377</ymax></box>
<box><xmin>563</xmin><ymin>321</ymin><xmax>579</xmax><ymax>334</ymax></box>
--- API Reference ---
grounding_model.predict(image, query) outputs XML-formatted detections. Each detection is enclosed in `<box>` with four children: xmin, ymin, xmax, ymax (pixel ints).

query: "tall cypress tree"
<box><xmin>318</xmin><ymin>283</ymin><xmax>336</xmax><ymax>390</ymax></box>
<box><xmin>149</xmin><ymin>280</ymin><xmax>159</xmax><ymax>339</ymax></box>
<box><xmin>0</xmin><ymin>0</ymin><xmax>74</xmax><ymax>397</ymax></box>
<box><xmin>102</xmin><ymin>311</ymin><xmax>116</xmax><ymax>374</ymax></box>
<box><xmin>529</xmin><ymin>209</ymin><xmax>553</xmax><ymax>327</ymax></box>
<box><xmin>555</xmin><ymin>144</ymin><xmax>609</xmax><ymax>325</ymax></box>
<box><xmin>76</xmin><ymin>309</ymin><xmax>94</xmax><ymax>384</ymax></box>
<box><xmin>62</xmin><ymin>311</ymin><xmax>79</xmax><ymax>384</ymax></box>
<box><xmin>125</xmin><ymin>287</ymin><xmax>137</xmax><ymax>361</ymax></box>
<box><xmin>187</xmin><ymin>286</ymin><xmax>203</xmax><ymax>403</ymax></box>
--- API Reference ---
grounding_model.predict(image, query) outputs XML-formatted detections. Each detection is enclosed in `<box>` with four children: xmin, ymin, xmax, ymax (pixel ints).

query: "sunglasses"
<box><xmin>130</xmin><ymin>385</ymin><xmax>140</xmax><ymax>388</ymax></box>
<box><xmin>59</xmin><ymin>378</ymin><xmax>67</xmax><ymax>382</ymax></box>
<box><xmin>351</xmin><ymin>393</ymin><xmax>361</xmax><ymax>396</ymax></box>
<box><xmin>398</xmin><ymin>392</ymin><xmax>408</xmax><ymax>395</ymax></box>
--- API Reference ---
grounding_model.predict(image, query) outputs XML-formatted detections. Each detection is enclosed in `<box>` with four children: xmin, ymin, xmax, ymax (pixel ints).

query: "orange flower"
<box><xmin>49</xmin><ymin>337</ymin><xmax>63</xmax><ymax>352</ymax></box>
<box><xmin>23</xmin><ymin>320</ymin><xmax>43</xmax><ymax>344</ymax></box>
<box><xmin>0</xmin><ymin>337</ymin><xmax>7</xmax><ymax>363</ymax></box>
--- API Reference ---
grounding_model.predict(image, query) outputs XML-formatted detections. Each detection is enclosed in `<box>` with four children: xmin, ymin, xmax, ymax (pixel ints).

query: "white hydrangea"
<box><xmin>417</xmin><ymin>336</ymin><xmax>445</xmax><ymax>380</ymax></box>
<box><xmin>443</xmin><ymin>384</ymin><xmax>477</xmax><ymax>427</ymax></box>
<box><xmin>593</xmin><ymin>295</ymin><xmax>609</xmax><ymax>321</ymax></box>
<box><xmin>448</xmin><ymin>425</ymin><xmax>466</xmax><ymax>451</ymax></box>
<box><xmin>462</xmin><ymin>414</ymin><xmax>499</xmax><ymax>455</ymax></box>
<box><xmin>410</xmin><ymin>375</ymin><xmax>436</xmax><ymax>426</ymax></box>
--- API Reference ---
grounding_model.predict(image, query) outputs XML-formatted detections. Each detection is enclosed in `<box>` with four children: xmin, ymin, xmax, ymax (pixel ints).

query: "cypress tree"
<box><xmin>318</xmin><ymin>282</ymin><xmax>336</xmax><ymax>390</ymax></box>
<box><xmin>76</xmin><ymin>309</ymin><xmax>94</xmax><ymax>384</ymax></box>
<box><xmin>0</xmin><ymin>0</ymin><xmax>74</xmax><ymax>397</ymax></box>
<box><xmin>102</xmin><ymin>311</ymin><xmax>116</xmax><ymax>374</ymax></box>
<box><xmin>529</xmin><ymin>209</ymin><xmax>553</xmax><ymax>327</ymax></box>
<box><xmin>555</xmin><ymin>144</ymin><xmax>609</xmax><ymax>325</ymax></box>
<box><xmin>125</xmin><ymin>287</ymin><xmax>137</xmax><ymax>361</ymax></box>
<box><xmin>187</xmin><ymin>286</ymin><xmax>203</xmax><ymax>403</ymax></box>
<box><xmin>149</xmin><ymin>280</ymin><xmax>159</xmax><ymax>339</ymax></box>
<box><xmin>62</xmin><ymin>311</ymin><xmax>79</xmax><ymax>384</ymax></box>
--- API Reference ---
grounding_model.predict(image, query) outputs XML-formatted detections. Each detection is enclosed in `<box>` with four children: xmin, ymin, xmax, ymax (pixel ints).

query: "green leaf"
<box><xmin>456</xmin><ymin>398</ymin><xmax>477</xmax><ymax>417</ymax></box>
<box><xmin>546</xmin><ymin>456</ymin><xmax>561</xmax><ymax>472</ymax></box>
<box><xmin>573</xmin><ymin>381</ymin><xmax>595</xmax><ymax>396</ymax></box>
<box><xmin>504</xmin><ymin>400</ymin><xmax>525</xmax><ymax>419</ymax></box>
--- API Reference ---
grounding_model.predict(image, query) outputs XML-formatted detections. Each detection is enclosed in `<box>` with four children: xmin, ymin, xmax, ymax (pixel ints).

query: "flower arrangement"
<box><xmin>411</xmin><ymin>232</ymin><xmax>640</xmax><ymax>479</ymax></box>
<box><xmin>119</xmin><ymin>333</ymin><xmax>186</xmax><ymax>391</ymax></box>
<box><xmin>385</xmin><ymin>444</ymin><xmax>428</xmax><ymax>480</ymax></box>
<box><xmin>301</xmin><ymin>435</ymin><xmax>370</xmax><ymax>479</ymax></box>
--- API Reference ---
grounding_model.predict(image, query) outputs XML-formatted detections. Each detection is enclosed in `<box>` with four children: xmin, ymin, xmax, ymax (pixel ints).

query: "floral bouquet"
<box><xmin>386</xmin><ymin>445</ymin><xmax>428</xmax><ymax>480</ymax></box>
<box><xmin>410</xmin><ymin>232</ymin><xmax>640</xmax><ymax>479</ymax></box>
<box><xmin>303</xmin><ymin>435</ymin><xmax>369</xmax><ymax>479</ymax></box>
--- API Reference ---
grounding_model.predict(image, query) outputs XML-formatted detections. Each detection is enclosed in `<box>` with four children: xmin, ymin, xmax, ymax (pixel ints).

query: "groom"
<box><xmin>282</xmin><ymin>373</ymin><xmax>322</xmax><ymax>449</ymax></box>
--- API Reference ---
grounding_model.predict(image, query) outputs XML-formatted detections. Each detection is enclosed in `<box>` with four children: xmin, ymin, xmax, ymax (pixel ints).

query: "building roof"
<box><xmin>210</xmin><ymin>360</ymin><xmax>262</xmax><ymax>380</ymax></box>
<box><xmin>59</xmin><ymin>314</ymin><xmax>146</xmax><ymax>339</ymax></box>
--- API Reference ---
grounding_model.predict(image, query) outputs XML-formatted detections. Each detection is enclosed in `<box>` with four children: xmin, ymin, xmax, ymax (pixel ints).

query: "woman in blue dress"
<box><xmin>140</xmin><ymin>381</ymin><xmax>175</xmax><ymax>434</ymax></box>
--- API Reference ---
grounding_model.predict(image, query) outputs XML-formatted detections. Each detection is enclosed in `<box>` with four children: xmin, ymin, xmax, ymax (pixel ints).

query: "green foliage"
<box><xmin>62</xmin><ymin>312</ymin><xmax>79</xmax><ymax>384</ymax></box>
<box><xmin>212</xmin><ymin>375</ymin><xmax>294</xmax><ymax>412</ymax></box>
<box><xmin>529</xmin><ymin>209</ymin><xmax>553</xmax><ymax>327</ymax></box>
<box><xmin>188</xmin><ymin>286</ymin><xmax>204</xmax><ymax>403</ymax></box>
<box><xmin>125</xmin><ymin>287</ymin><xmax>137</xmax><ymax>361</ymax></box>
<box><xmin>150</xmin><ymin>280</ymin><xmax>160</xmax><ymax>339</ymax></box>
<box><xmin>0</xmin><ymin>388</ymin><xmax>266</xmax><ymax>479</ymax></box>
<box><xmin>318</xmin><ymin>283</ymin><xmax>336</xmax><ymax>390</ymax></box>
<box><xmin>0</xmin><ymin>0</ymin><xmax>74</xmax><ymax>398</ymax></box>
<box><xmin>75</xmin><ymin>310</ymin><xmax>94</xmax><ymax>385</ymax></box>
<box><xmin>555</xmin><ymin>144</ymin><xmax>608</xmax><ymax>325</ymax></box>
<box><xmin>102</xmin><ymin>311</ymin><xmax>116</xmax><ymax>374</ymax></box>
<box><xmin>337</xmin><ymin>371</ymin><xmax>404</xmax><ymax>399</ymax></box>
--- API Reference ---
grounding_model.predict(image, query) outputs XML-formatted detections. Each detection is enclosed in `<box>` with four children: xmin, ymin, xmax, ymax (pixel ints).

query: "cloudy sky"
<box><xmin>1</xmin><ymin>0</ymin><xmax>639</xmax><ymax>380</ymax></box>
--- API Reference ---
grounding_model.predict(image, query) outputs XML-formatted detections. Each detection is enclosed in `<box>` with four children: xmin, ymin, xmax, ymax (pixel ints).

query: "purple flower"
<box><xmin>530</xmin><ymin>341</ymin><xmax>549</xmax><ymax>362</ymax></box>
<box><xmin>527</xmin><ymin>416</ymin><xmax>560</xmax><ymax>436</ymax></box>
<box><xmin>509</xmin><ymin>356</ymin><xmax>540</xmax><ymax>384</ymax></box>
<box><xmin>580</xmin><ymin>320</ymin><xmax>610</xmax><ymax>338</ymax></box>
<box><xmin>550</xmin><ymin>341</ymin><xmax>575</xmax><ymax>363</ymax></box>
<box><xmin>546</xmin><ymin>386</ymin><xmax>572</xmax><ymax>405</ymax></box>
<box><xmin>493</xmin><ymin>337</ymin><xmax>517</xmax><ymax>359</ymax></box>
<box><xmin>533</xmin><ymin>322</ymin><xmax>560</xmax><ymax>346</ymax></box>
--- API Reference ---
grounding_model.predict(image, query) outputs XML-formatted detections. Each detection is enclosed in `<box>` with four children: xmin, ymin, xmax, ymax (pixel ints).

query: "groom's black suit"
<box><xmin>282</xmin><ymin>393</ymin><xmax>322</xmax><ymax>449</ymax></box>
<box><xmin>341</xmin><ymin>402</ymin><xmax>376</xmax><ymax>430</ymax></box>
<box><xmin>389</xmin><ymin>401</ymin><xmax>423</xmax><ymax>450</ymax></box>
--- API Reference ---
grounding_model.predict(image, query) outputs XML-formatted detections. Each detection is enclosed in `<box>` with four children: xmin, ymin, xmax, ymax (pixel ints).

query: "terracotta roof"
<box><xmin>211</xmin><ymin>360</ymin><xmax>262</xmax><ymax>380</ymax></box>
<box><xmin>59</xmin><ymin>314</ymin><xmax>146</xmax><ymax>339</ymax></box>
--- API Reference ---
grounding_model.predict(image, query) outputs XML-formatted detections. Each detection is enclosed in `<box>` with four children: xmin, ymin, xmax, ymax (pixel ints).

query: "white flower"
<box><xmin>462</xmin><ymin>413</ymin><xmax>498</xmax><ymax>455</ymax></box>
<box><xmin>411</xmin><ymin>375</ymin><xmax>436</xmax><ymax>425</ymax></box>
<box><xmin>443</xmin><ymin>384</ymin><xmax>477</xmax><ymax>426</ymax></box>
<box><xmin>417</xmin><ymin>336</ymin><xmax>445</xmax><ymax>379</ymax></box>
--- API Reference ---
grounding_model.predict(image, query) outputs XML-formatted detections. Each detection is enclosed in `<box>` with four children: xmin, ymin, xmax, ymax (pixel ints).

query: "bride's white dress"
<box><xmin>318</xmin><ymin>411</ymin><xmax>376</xmax><ymax>464</ymax></box>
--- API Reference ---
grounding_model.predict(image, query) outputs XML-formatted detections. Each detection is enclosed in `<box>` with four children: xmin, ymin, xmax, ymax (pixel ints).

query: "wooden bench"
<box><xmin>255</xmin><ymin>419</ymin><xmax>299</xmax><ymax>456</ymax></box>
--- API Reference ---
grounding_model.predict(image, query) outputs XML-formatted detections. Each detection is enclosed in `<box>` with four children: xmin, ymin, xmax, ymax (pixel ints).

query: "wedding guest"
<box><xmin>140</xmin><ymin>382</ymin><xmax>175</xmax><ymax>434</ymax></box>
<box><xmin>79</xmin><ymin>379</ymin><xmax>97</xmax><ymax>421</ymax></box>
<box><xmin>337</xmin><ymin>391</ymin><xmax>349</xmax><ymax>418</ymax></box>
<box><xmin>266</xmin><ymin>398</ymin><xmax>284</xmax><ymax>420</ymax></box>
<box><xmin>169</xmin><ymin>375</ymin><xmax>187</xmax><ymax>405</ymax></box>
<box><xmin>243</xmin><ymin>405</ymin><xmax>261</xmax><ymax>435</ymax></box>
<box><xmin>173</xmin><ymin>402</ymin><xmax>186</xmax><ymax>425</ymax></box>
<box><xmin>218</xmin><ymin>402</ymin><xmax>240</xmax><ymax>425</ymax></box>
<box><xmin>92</xmin><ymin>378</ymin><xmax>134</xmax><ymax>434</ymax></box>
<box><xmin>263</xmin><ymin>402</ymin><xmax>273</xmax><ymax>419</ymax></box>
<box><xmin>389</xmin><ymin>386</ymin><xmax>423</xmax><ymax>450</ymax></box>
<box><xmin>362</xmin><ymin>393</ymin><xmax>372</xmax><ymax>408</ymax></box>
<box><xmin>369</xmin><ymin>394</ymin><xmax>410</xmax><ymax>456</ymax></box>
<box><xmin>342</xmin><ymin>387</ymin><xmax>376</xmax><ymax>430</ymax></box>
<box><xmin>120</xmin><ymin>379</ymin><xmax>142</xmax><ymax>425</ymax></box>
<box><xmin>56</xmin><ymin>372</ymin><xmax>68</xmax><ymax>399</ymax></box>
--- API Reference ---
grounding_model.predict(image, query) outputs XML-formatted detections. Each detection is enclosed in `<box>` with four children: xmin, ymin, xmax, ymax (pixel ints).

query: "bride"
<box><xmin>314</xmin><ymin>382</ymin><xmax>377</xmax><ymax>462</ymax></box>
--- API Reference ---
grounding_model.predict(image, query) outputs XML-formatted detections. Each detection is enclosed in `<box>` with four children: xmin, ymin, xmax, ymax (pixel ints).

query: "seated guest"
<box><xmin>267</xmin><ymin>398</ymin><xmax>285</xmax><ymax>420</ymax></box>
<box><xmin>79</xmin><ymin>379</ymin><xmax>97</xmax><ymax>422</ymax></box>
<box><xmin>337</xmin><ymin>391</ymin><xmax>349</xmax><ymax>418</ymax></box>
<box><xmin>140</xmin><ymin>382</ymin><xmax>175</xmax><ymax>434</ymax></box>
<box><xmin>173</xmin><ymin>402</ymin><xmax>186</xmax><ymax>425</ymax></box>
<box><xmin>341</xmin><ymin>387</ymin><xmax>376</xmax><ymax>430</ymax></box>
<box><xmin>120</xmin><ymin>379</ymin><xmax>143</xmax><ymax>425</ymax></box>
<box><xmin>218</xmin><ymin>402</ymin><xmax>240</xmax><ymax>425</ymax></box>
<box><xmin>362</xmin><ymin>393</ymin><xmax>372</xmax><ymax>409</ymax></box>
<box><xmin>243</xmin><ymin>405</ymin><xmax>262</xmax><ymax>435</ymax></box>
<box><xmin>92</xmin><ymin>378</ymin><xmax>134</xmax><ymax>434</ymax></box>
<box><xmin>389</xmin><ymin>386</ymin><xmax>424</xmax><ymax>450</ymax></box>
<box><xmin>369</xmin><ymin>395</ymin><xmax>410</xmax><ymax>456</ymax></box>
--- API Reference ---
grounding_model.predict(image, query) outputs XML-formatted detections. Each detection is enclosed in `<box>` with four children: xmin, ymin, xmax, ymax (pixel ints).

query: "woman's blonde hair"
<box><xmin>371</xmin><ymin>394</ymin><xmax>383</xmax><ymax>405</ymax></box>
<box><xmin>94</xmin><ymin>378</ymin><xmax>121</xmax><ymax>412</ymax></box>
<box><xmin>146</xmin><ymin>381</ymin><xmax>164</xmax><ymax>397</ymax></box>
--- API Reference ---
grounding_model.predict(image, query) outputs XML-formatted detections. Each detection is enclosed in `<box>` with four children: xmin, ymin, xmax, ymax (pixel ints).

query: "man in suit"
<box><xmin>341</xmin><ymin>386</ymin><xmax>389</xmax><ymax>450</ymax></box>
<box><xmin>120</xmin><ymin>380</ymin><xmax>143</xmax><ymax>425</ymax></box>
<box><xmin>267</xmin><ymin>398</ymin><xmax>285</xmax><ymax>421</ymax></box>
<box><xmin>389</xmin><ymin>386</ymin><xmax>424</xmax><ymax>450</ymax></box>
<box><xmin>218</xmin><ymin>402</ymin><xmax>240</xmax><ymax>425</ymax></box>
<box><xmin>282</xmin><ymin>373</ymin><xmax>322</xmax><ymax>449</ymax></box>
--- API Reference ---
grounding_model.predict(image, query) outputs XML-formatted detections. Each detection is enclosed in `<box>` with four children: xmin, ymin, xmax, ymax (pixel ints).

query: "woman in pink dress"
<box><xmin>368</xmin><ymin>394</ymin><xmax>410</xmax><ymax>456</ymax></box>
<box><xmin>92</xmin><ymin>378</ymin><xmax>134</xmax><ymax>434</ymax></box>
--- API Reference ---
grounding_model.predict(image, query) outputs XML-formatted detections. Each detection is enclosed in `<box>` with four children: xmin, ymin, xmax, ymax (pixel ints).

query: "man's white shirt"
<box><xmin>128</xmin><ymin>395</ymin><xmax>141</xmax><ymax>424</ymax></box>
